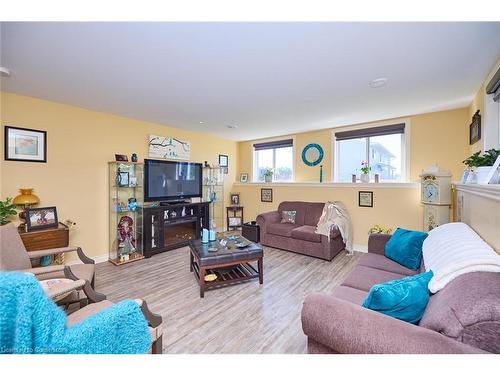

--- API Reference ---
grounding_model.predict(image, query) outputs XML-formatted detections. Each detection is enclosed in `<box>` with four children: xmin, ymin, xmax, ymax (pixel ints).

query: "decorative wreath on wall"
<box><xmin>301</xmin><ymin>143</ymin><xmax>324</xmax><ymax>166</ymax></box>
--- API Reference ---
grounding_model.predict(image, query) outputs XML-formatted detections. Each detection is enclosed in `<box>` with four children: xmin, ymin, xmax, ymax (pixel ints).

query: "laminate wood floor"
<box><xmin>95</xmin><ymin>246</ymin><xmax>361</xmax><ymax>354</ymax></box>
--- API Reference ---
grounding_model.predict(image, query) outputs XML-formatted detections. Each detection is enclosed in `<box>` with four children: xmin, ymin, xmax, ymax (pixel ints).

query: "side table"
<box><xmin>226</xmin><ymin>206</ymin><xmax>244</xmax><ymax>231</ymax></box>
<box><xmin>20</xmin><ymin>223</ymin><xmax>69</xmax><ymax>265</ymax></box>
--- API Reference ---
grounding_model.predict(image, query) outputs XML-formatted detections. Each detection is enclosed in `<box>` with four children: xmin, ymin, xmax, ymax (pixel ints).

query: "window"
<box><xmin>253</xmin><ymin>139</ymin><xmax>294</xmax><ymax>182</ymax></box>
<box><xmin>335</xmin><ymin>123</ymin><xmax>406</xmax><ymax>182</ymax></box>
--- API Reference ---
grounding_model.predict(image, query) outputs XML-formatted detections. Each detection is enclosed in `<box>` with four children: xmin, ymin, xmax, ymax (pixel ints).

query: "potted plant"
<box><xmin>0</xmin><ymin>197</ymin><xmax>17</xmax><ymax>226</ymax></box>
<box><xmin>263</xmin><ymin>168</ymin><xmax>274</xmax><ymax>183</ymax></box>
<box><xmin>360</xmin><ymin>161</ymin><xmax>371</xmax><ymax>183</ymax></box>
<box><xmin>463</xmin><ymin>149</ymin><xmax>500</xmax><ymax>184</ymax></box>
<box><xmin>368</xmin><ymin>224</ymin><xmax>393</xmax><ymax>235</ymax></box>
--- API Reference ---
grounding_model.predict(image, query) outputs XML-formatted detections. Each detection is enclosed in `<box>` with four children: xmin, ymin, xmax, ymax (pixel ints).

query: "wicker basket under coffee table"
<box><xmin>189</xmin><ymin>237</ymin><xmax>263</xmax><ymax>298</ymax></box>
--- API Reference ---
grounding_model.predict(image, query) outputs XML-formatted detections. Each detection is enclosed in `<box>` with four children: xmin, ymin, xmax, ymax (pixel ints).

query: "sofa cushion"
<box><xmin>331</xmin><ymin>285</ymin><xmax>368</xmax><ymax>305</ymax></box>
<box><xmin>384</xmin><ymin>227</ymin><xmax>428</xmax><ymax>270</ymax></box>
<box><xmin>341</xmin><ymin>265</ymin><xmax>405</xmax><ymax>292</ymax></box>
<box><xmin>304</xmin><ymin>202</ymin><xmax>325</xmax><ymax>226</ymax></box>
<box><xmin>278</xmin><ymin>202</ymin><xmax>307</xmax><ymax>225</ymax></box>
<box><xmin>419</xmin><ymin>272</ymin><xmax>500</xmax><ymax>353</ymax></box>
<box><xmin>358</xmin><ymin>253</ymin><xmax>418</xmax><ymax>276</ymax></box>
<box><xmin>267</xmin><ymin>223</ymin><xmax>300</xmax><ymax>237</ymax></box>
<box><xmin>291</xmin><ymin>225</ymin><xmax>322</xmax><ymax>243</ymax></box>
<box><xmin>361</xmin><ymin>271</ymin><xmax>433</xmax><ymax>324</ymax></box>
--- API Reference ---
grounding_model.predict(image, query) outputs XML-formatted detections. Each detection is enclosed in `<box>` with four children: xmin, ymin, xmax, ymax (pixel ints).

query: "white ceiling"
<box><xmin>1</xmin><ymin>22</ymin><xmax>499</xmax><ymax>141</ymax></box>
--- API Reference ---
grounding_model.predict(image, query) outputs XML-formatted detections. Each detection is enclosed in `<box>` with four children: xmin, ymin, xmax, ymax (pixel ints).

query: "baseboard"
<box><xmin>352</xmin><ymin>243</ymin><xmax>368</xmax><ymax>253</ymax></box>
<box><xmin>66</xmin><ymin>253</ymin><xmax>108</xmax><ymax>265</ymax></box>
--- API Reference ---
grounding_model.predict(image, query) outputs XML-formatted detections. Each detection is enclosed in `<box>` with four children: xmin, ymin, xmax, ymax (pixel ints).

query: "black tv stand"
<box><xmin>143</xmin><ymin>201</ymin><xmax>210</xmax><ymax>258</ymax></box>
<box><xmin>159</xmin><ymin>200</ymin><xmax>190</xmax><ymax>206</ymax></box>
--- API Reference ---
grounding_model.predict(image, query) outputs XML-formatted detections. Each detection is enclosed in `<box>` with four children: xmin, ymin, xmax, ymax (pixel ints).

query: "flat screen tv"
<box><xmin>144</xmin><ymin>159</ymin><xmax>203</xmax><ymax>202</ymax></box>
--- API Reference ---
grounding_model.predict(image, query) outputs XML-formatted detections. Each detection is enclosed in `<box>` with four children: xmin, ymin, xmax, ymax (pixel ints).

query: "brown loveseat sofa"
<box><xmin>301</xmin><ymin>233</ymin><xmax>500</xmax><ymax>354</ymax></box>
<box><xmin>256</xmin><ymin>201</ymin><xmax>345</xmax><ymax>261</ymax></box>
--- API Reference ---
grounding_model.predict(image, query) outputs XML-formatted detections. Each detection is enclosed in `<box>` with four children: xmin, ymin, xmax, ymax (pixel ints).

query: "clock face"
<box><xmin>423</xmin><ymin>183</ymin><xmax>438</xmax><ymax>203</ymax></box>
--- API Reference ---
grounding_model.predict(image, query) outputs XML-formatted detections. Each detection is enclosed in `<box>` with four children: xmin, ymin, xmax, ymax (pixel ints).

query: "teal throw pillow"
<box><xmin>384</xmin><ymin>227</ymin><xmax>428</xmax><ymax>270</ymax></box>
<box><xmin>362</xmin><ymin>271</ymin><xmax>434</xmax><ymax>324</ymax></box>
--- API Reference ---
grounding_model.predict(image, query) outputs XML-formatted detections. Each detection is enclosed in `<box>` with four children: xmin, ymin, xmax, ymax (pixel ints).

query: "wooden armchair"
<box><xmin>0</xmin><ymin>223</ymin><xmax>102</xmax><ymax>306</ymax></box>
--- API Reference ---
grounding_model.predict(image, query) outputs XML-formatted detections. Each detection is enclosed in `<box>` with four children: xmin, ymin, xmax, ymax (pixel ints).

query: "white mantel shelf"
<box><xmin>234</xmin><ymin>182</ymin><xmax>420</xmax><ymax>189</ymax></box>
<box><xmin>453</xmin><ymin>183</ymin><xmax>500</xmax><ymax>202</ymax></box>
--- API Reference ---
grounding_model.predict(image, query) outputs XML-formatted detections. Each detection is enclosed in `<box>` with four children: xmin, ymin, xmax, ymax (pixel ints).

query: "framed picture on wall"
<box><xmin>358</xmin><ymin>191</ymin><xmax>373</xmax><ymax>207</ymax></box>
<box><xmin>469</xmin><ymin>110</ymin><xmax>481</xmax><ymax>145</ymax></box>
<box><xmin>261</xmin><ymin>188</ymin><xmax>273</xmax><ymax>203</ymax></box>
<box><xmin>219</xmin><ymin>154</ymin><xmax>228</xmax><ymax>167</ymax></box>
<box><xmin>4</xmin><ymin>126</ymin><xmax>47</xmax><ymax>162</ymax></box>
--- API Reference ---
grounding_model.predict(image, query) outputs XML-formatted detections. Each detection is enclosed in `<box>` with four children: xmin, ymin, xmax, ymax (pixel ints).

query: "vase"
<box><xmin>360</xmin><ymin>173</ymin><xmax>370</xmax><ymax>183</ymax></box>
<box><xmin>265</xmin><ymin>175</ymin><xmax>272</xmax><ymax>183</ymax></box>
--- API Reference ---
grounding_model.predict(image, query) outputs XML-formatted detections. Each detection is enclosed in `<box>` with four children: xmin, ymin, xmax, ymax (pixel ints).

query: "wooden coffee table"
<box><xmin>189</xmin><ymin>236</ymin><xmax>263</xmax><ymax>298</ymax></box>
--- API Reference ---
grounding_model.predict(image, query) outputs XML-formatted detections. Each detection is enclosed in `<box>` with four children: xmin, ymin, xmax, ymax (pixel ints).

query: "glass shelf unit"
<box><xmin>202</xmin><ymin>166</ymin><xmax>224</xmax><ymax>232</ymax></box>
<box><xmin>108</xmin><ymin>161</ymin><xmax>145</xmax><ymax>265</ymax></box>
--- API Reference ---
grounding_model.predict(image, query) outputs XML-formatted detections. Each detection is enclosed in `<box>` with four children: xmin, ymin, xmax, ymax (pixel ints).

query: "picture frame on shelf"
<box><xmin>25</xmin><ymin>206</ymin><xmax>58</xmax><ymax>232</ymax></box>
<box><xmin>240</xmin><ymin>173</ymin><xmax>249</xmax><ymax>183</ymax></box>
<box><xmin>115</xmin><ymin>154</ymin><xmax>128</xmax><ymax>162</ymax></box>
<box><xmin>219</xmin><ymin>154</ymin><xmax>228</xmax><ymax>167</ymax></box>
<box><xmin>117</xmin><ymin>171</ymin><xmax>130</xmax><ymax>187</ymax></box>
<box><xmin>129</xmin><ymin>176</ymin><xmax>138</xmax><ymax>187</ymax></box>
<box><xmin>469</xmin><ymin>110</ymin><xmax>481</xmax><ymax>145</ymax></box>
<box><xmin>358</xmin><ymin>191</ymin><xmax>373</xmax><ymax>207</ymax></box>
<box><xmin>230</xmin><ymin>193</ymin><xmax>240</xmax><ymax>206</ymax></box>
<box><xmin>485</xmin><ymin>155</ymin><xmax>500</xmax><ymax>184</ymax></box>
<box><xmin>261</xmin><ymin>188</ymin><xmax>273</xmax><ymax>203</ymax></box>
<box><xmin>4</xmin><ymin>126</ymin><xmax>47</xmax><ymax>163</ymax></box>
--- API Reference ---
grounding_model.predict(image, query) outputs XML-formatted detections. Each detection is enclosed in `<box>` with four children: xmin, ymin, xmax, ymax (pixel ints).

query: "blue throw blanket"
<box><xmin>0</xmin><ymin>272</ymin><xmax>151</xmax><ymax>354</ymax></box>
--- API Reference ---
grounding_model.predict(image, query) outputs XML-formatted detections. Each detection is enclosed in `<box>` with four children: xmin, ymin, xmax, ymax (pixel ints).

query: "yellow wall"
<box><xmin>235</xmin><ymin>107</ymin><xmax>470</xmax><ymax>247</ymax></box>
<box><xmin>234</xmin><ymin>183</ymin><xmax>422</xmax><ymax>249</ymax></box>
<box><xmin>238</xmin><ymin>107</ymin><xmax>470</xmax><ymax>183</ymax></box>
<box><xmin>0</xmin><ymin>92</ymin><xmax>237</xmax><ymax>259</ymax></box>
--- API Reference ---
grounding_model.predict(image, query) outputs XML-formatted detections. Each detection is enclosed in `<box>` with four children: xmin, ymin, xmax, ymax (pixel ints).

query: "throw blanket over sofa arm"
<box><xmin>367</xmin><ymin>233</ymin><xmax>392</xmax><ymax>255</ymax></box>
<box><xmin>301</xmin><ymin>293</ymin><xmax>484</xmax><ymax>354</ymax></box>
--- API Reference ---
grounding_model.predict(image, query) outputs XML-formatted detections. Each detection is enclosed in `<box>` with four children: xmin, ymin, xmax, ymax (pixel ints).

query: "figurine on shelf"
<box><xmin>127</xmin><ymin>198</ymin><xmax>137</xmax><ymax>212</ymax></box>
<box><xmin>131</xmin><ymin>153</ymin><xmax>138</xmax><ymax>162</ymax></box>
<box><xmin>117</xmin><ymin>215</ymin><xmax>136</xmax><ymax>252</ymax></box>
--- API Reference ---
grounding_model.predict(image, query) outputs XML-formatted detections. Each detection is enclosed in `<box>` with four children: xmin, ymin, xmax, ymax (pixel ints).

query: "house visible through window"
<box><xmin>335</xmin><ymin>124</ymin><xmax>405</xmax><ymax>182</ymax></box>
<box><xmin>253</xmin><ymin>139</ymin><xmax>293</xmax><ymax>182</ymax></box>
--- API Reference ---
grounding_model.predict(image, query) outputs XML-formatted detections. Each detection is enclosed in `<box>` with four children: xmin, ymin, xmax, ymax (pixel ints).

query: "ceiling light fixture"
<box><xmin>227</xmin><ymin>125</ymin><xmax>238</xmax><ymax>129</ymax></box>
<box><xmin>0</xmin><ymin>67</ymin><xmax>11</xmax><ymax>77</ymax></box>
<box><xmin>199</xmin><ymin>121</ymin><xmax>204</xmax><ymax>124</ymax></box>
<box><xmin>369</xmin><ymin>77</ymin><xmax>388</xmax><ymax>88</ymax></box>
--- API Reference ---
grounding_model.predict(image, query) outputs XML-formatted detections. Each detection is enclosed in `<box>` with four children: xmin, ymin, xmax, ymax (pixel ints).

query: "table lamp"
<box><xmin>13</xmin><ymin>188</ymin><xmax>40</xmax><ymax>232</ymax></box>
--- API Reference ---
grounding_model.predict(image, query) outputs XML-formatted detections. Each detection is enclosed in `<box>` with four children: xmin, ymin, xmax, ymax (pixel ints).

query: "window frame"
<box><xmin>252</xmin><ymin>137</ymin><xmax>295</xmax><ymax>182</ymax></box>
<box><xmin>332</xmin><ymin>119</ymin><xmax>411</xmax><ymax>183</ymax></box>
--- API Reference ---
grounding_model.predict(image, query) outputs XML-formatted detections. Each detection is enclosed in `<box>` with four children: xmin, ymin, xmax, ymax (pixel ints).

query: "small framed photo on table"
<box><xmin>26</xmin><ymin>206</ymin><xmax>58</xmax><ymax>232</ymax></box>
<box><xmin>230</xmin><ymin>193</ymin><xmax>240</xmax><ymax>206</ymax></box>
<box><xmin>4</xmin><ymin>126</ymin><xmax>47</xmax><ymax>162</ymax></box>
<box><xmin>358</xmin><ymin>191</ymin><xmax>373</xmax><ymax>207</ymax></box>
<box><xmin>240</xmin><ymin>173</ymin><xmax>249</xmax><ymax>183</ymax></box>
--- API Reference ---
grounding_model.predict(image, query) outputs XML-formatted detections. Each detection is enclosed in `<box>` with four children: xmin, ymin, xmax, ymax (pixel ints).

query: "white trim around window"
<box><xmin>331</xmin><ymin>118</ymin><xmax>411</xmax><ymax>183</ymax></box>
<box><xmin>251</xmin><ymin>135</ymin><xmax>296</xmax><ymax>182</ymax></box>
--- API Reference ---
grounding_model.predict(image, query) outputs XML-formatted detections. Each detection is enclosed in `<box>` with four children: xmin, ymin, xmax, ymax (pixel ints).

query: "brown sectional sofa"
<box><xmin>256</xmin><ymin>201</ymin><xmax>345</xmax><ymax>261</ymax></box>
<box><xmin>301</xmin><ymin>233</ymin><xmax>500</xmax><ymax>354</ymax></box>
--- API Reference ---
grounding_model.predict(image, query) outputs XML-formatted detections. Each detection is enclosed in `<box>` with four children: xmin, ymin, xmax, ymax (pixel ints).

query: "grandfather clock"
<box><xmin>420</xmin><ymin>165</ymin><xmax>452</xmax><ymax>232</ymax></box>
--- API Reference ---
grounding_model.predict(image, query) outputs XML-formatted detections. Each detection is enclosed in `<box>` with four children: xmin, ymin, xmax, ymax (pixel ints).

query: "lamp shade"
<box><xmin>13</xmin><ymin>188</ymin><xmax>40</xmax><ymax>206</ymax></box>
